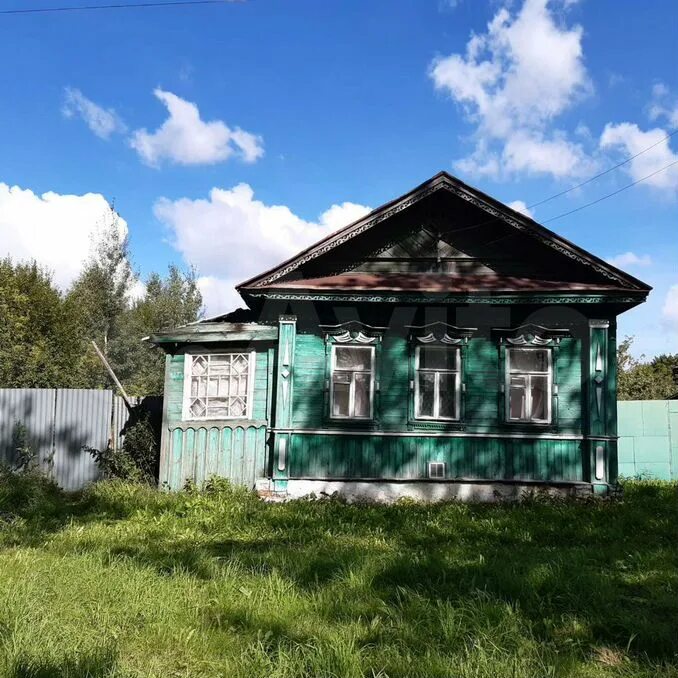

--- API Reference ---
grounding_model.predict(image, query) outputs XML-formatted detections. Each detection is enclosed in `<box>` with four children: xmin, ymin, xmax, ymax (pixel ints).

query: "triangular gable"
<box><xmin>237</xmin><ymin>172</ymin><xmax>651</xmax><ymax>294</ymax></box>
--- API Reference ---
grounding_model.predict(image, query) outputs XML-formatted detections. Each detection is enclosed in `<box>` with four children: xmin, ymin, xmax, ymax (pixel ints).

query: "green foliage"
<box><xmin>0</xmin><ymin>477</ymin><xmax>676</xmax><ymax>677</ymax></box>
<box><xmin>0</xmin><ymin>258</ymin><xmax>85</xmax><ymax>387</ymax></box>
<box><xmin>618</xmin><ymin>337</ymin><xmax>678</xmax><ymax>400</ymax></box>
<box><xmin>107</xmin><ymin>265</ymin><xmax>202</xmax><ymax>396</ymax></box>
<box><xmin>0</xmin><ymin>204</ymin><xmax>202</xmax><ymax>395</ymax></box>
<box><xmin>87</xmin><ymin>412</ymin><xmax>159</xmax><ymax>483</ymax></box>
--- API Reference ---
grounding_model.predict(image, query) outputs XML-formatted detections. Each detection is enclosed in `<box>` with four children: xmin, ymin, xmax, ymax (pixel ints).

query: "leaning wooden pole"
<box><xmin>91</xmin><ymin>340</ymin><xmax>134</xmax><ymax>409</ymax></box>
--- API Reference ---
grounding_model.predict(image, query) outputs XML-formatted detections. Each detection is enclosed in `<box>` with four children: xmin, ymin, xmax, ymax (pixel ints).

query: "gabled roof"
<box><xmin>237</xmin><ymin>171</ymin><xmax>651</xmax><ymax>295</ymax></box>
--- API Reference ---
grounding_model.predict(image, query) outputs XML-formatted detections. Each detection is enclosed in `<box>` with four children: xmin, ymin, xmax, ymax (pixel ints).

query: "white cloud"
<box><xmin>154</xmin><ymin>184</ymin><xmax>370</xmax><ymax>315</ymax></box>
<box><xmin>606</xmin><ymin>252</ymin><xmax>653</xmax><ymax>268</ymax></box>
<box><xmin>62</xmin><ymin>88</ymin><xmax>126</xmax><ymax>140</ymax></box>
<box><xmin>429</xmin><ymin>0</ymin><xmax>595</xmax><ymax>179</ymax></box>
<box><xmin>662</xmin><ymin>284</ymin><xmax>678</xmax><ymax>329</ymax></box>
<box><xmin>648</xmin><ymin>82</ymin><xmax>678</xmax><ymax>129</ymax></box>
<box><xmin>0</xmin><ymin>183</ymin><xmax>127</xmax><ymax>289</ymax></box>
<box><xmin>599</xmin><ymin>123</ymin><xmax>678</xmax><ymax>192</ymax></box>
<box><xmin>507</xmin><ymin>199</ymin><xmax>533</xmax><ymax>217</ymax></box>
<box><xmin>130</xmin><ymin>89</ymin><xmax>263</xmax><ymax>167</ymax></box>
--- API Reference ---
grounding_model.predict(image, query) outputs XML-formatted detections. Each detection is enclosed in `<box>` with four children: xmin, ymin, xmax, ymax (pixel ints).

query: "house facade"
<box><xmin>149</xmin><ymin>173</ymin><xmax>650</xmax><ymax>500</ymax></box>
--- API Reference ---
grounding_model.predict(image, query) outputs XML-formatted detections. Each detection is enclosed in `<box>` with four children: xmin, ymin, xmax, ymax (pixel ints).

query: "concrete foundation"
<box><xmin>260</xmin><ymin>479</ymin><xmax>601</xmax><ymax>503</ymax></box>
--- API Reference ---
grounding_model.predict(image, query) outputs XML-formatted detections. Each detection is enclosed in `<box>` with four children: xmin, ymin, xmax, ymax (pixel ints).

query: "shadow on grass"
<box><xmin>2</xmin><ymin>475</ymin><xmax>677</xmax><ymax>665</ymax></box>
<box><xmin>9</xmin><ymin>647</ymin><xmax>117</xmax><ymax>678</ymax></box>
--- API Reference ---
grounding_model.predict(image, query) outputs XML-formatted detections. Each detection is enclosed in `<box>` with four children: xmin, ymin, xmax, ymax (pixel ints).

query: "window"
<box><xmin>184</xmin><ymin>353</ymin><xmax>255</xmax><ymax>420</ymax></box>
<box><xmin>330</xmin><ymin>345</ymin><xmax>374</xmax><ymax>419</ymax></box>
<box><xmin>414</xmin><ymin>346</ymin><xmax>461</xmax><ymax>420</ymax></box>
<box><xmin>506</xmin><ymin>348</ymin><xmax>552</xmax><ymax>423</ymax></box>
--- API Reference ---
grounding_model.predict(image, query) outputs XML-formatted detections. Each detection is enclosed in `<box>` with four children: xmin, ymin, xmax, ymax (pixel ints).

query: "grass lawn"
<box><xmin>0</xmin><ymin>476</ymin><xmax>676</xmax><ymax>678</ymax></box>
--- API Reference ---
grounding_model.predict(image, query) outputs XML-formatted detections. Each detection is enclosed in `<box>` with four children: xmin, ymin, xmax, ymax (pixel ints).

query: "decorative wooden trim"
<box><xmin>320</xmin><ymin>321</ymin><xmax>386</xmax><ymax>344</ymax></box>
<box><xmin>245</xmin><ymin>291</ymin><xmax>644</xmax><ymax>305</ymax></box>
<box><xmin>241</xmin><ymin>175</ymin><xmax>642</xmax><ymax>290</ymax></box>
<box><xmin>493</xmin><ymin>323</ymin><xmax>570</xmax><ymax>346</ymax></box>
<box><xmin>406</xmin><ymin>321</ymin><xmax>477</xmax><ymax>345</ymax></box>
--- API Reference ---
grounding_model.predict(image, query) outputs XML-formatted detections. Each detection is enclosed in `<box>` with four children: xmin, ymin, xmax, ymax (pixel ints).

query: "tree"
<box><xmin>617</xmin><ymin>336</ymin><xmax>678</xmax><ymax>400</ymax></box>
<box><xmin>66</xmin><ymin>205</ymin><xmax>135</xmax><ymax>389</ymax></box>
<box><xmin>108</xmin><ymin>265</ymin><xmax>202</xmax><ymax>395</ymax></box>
<box><xmin>0</xmin><ymin>258</ymin><xmax>84</xmax><ymax>387</ymax></box>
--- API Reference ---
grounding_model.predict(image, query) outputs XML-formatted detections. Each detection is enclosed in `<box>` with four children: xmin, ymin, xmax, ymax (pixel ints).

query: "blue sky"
<box><xmin>0</xmin><ymin>0</ymin><xmax>676</xmax><ymax>357</ymax></box>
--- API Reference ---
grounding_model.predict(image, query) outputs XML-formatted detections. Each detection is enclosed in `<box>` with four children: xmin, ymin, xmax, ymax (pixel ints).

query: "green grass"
<box><xmin>0</xmin><ymin>474</ymin><xmax>676</xmax><ymax>678</ymax></box>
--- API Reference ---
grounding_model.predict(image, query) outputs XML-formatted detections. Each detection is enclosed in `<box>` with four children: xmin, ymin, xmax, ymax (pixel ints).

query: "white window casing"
<box><xmin>329</xmin><ymin>345</ymin><xmax>375</xmax><ymax>420</ymax></box>
<box><xmin>505</xmin><ymin>347</ymin><xmax>552</xmax><ymax>424</ymax></box>
<box><xmin>183</xmin><ymin>351</ymin><xmax>256</xmax><ymax>421</ymax></box>
<box><xmin>414</xmin><ymin>346</ymin><xmax>461</xmax><ymax>421</ymax></box>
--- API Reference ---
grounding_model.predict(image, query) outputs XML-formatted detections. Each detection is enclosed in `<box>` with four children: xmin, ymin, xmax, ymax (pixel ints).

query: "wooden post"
<box><xmin>91</xmin><ymin>340</ymin><xmax>133</xmax><ymax>409</ymax></box>
<box><xmin>272</xmin><ymin>315</ymin><xmax>296</xmax><ymax>493</ymax></box>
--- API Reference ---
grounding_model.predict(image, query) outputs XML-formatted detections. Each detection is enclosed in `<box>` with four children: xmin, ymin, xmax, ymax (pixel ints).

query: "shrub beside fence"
<box><xmin>0</xmin><ymin>389</ymin><xmax>159</xmax><ymax>490</ymax></box>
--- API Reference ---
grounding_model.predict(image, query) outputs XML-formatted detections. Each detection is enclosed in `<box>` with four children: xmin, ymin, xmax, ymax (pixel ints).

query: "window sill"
<box><xmin>408</xmin><ymin>420</ymin><xmax>465</xmax><ymax>432</ymax></box>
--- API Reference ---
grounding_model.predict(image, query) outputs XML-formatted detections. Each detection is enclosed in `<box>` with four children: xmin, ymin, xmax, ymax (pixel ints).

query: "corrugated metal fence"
<box><xmin>0</xmin><ymin>389</ymin><xmax>134</xmax><ymax>490</ymax></box>
<box><xmin>618</xmin><ymin>400</ymin><xmax>678</xmax><ymax>480</ymax></box>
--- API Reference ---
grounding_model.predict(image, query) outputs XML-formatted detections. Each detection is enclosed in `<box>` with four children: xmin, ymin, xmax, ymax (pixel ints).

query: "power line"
<box><xmin>443</xmin><ymin>131</ymin><xmax>678</xmax><ymax>237</ymax></box>
<box><xmin>0</xmin><ymin>0</ymin><xmax>239</xmax><ymax>15</ymax></box>
<box><xmin>527</xmin><ymin>128</ymin><xmax>678</xmax><ymax>209</ymax></box>
<box><xmin>541</xmin><ymin>158</ymin><xmax>678</xmax><ymax>223</ymax></box>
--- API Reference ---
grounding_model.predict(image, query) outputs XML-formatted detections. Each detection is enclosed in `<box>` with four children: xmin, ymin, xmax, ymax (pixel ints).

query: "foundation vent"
<box><xmin>428</xmin><ymin>461</ymin><xmax>446</xmax><ymax>479</ymax></box>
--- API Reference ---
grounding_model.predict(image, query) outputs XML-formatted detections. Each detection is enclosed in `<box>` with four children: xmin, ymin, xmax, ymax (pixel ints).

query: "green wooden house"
<box><xmin>149</xmin><ymin>172</ymin><xmax>650</xmax><ymax>500</ymax></box>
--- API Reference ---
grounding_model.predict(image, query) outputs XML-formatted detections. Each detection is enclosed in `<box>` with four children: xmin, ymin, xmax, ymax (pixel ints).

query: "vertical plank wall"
<box><xmin>159</xmin><ymin>351</ymin><xmax>270</xmax><ymax>490</ymax></box>
<box><xmin>289</xmin><ymin>332</ymin><xmax>585</xmax><ymax>482</ymax></box>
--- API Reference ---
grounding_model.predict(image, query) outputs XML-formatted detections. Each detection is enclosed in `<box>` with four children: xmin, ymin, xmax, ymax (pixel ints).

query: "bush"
<box><xmin>87</xmin><ymin>410</ymin><xmax>158</xmax><ymax>483</ymax></box>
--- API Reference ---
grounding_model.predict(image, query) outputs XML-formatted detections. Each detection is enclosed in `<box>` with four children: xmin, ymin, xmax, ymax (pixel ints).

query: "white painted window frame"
<box><xmin>329</xmin><ymin>344</ymin><xmax>375</xmax><ymax>420</ymax></box>
<box><xmin>414</xmin><ymin>345</ymin><xmax>461</xmax><ymax>421</ymax></box>
<box><xmin>505</xmin><ymin>347</ymin><xmax>552</xmax><ymax>424</ymax></box>
<box><xmin>182</xmin><ymin>351</ymin><xmax>257</xmax><ymax>421</ymax></box>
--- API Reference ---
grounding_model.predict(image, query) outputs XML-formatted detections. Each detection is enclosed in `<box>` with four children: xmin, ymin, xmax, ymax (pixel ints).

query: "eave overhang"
<box><xmin>240</xmin><ymin>289</ymin><xmax>648</xmax><ymax>306</ymax></box>
<box><xmin>146</xmin><ymin>322</ymin><xmax>277</xmax><ymax>346</ymax></box>
<box><xmin>236</xmin><ymin>171</ymin><xmax>653</xmax><ymax>296</ymax></box>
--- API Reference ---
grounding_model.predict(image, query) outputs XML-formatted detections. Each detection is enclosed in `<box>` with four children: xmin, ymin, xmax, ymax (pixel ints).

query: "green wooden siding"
<box><xmin>159</xmin><ymin>350</ymin><xmax>271</xmax><ymax>490</ymax></box>
<box><xmin>287</xmin><ymin>433</ymin><xmax>584</xmax><ymax>482</ymax></box>
<box><xmin>291</xmin><ymin>333</ymin><xmax>583</xmax><ymax>434</ymax></box>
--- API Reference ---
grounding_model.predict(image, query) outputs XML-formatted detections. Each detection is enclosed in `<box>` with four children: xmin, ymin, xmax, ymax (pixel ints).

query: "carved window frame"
<box><xmin>182</xmin><ymin>351</ymin><xmax>256</xmax><ymax>421</ymax></box>
<box><xmin>320</xmin><ymin>322</ymin><xmax>385</xmax><ymax>423</ymax></box>
<box><xmin>494</xmin><ymin>325</ymin><xmax>568</xmax><ymax>428</ymax></box>
<box><xmin>413</xmin><ymin>345</ymin><xmax>462</xmax><ymax>422</ymax></box>
<box><xmin>406</xmin><ymin>323</ymin><xmax>476</xmax><ymax>428</ymax></box>
<box><xmin>505</xmin><ymin>347</ymin><xmax>553</xmax><ymax>424</ymax></box>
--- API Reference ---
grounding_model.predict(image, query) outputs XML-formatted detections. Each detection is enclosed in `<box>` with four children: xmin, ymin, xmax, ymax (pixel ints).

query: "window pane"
<box><xmin>509</xmin><ymin>349</ymin><xmax>548</xmax><ymax>373</ymax></box>
<box><xmin>417</xmin><ymin>372</ymin><xmax>435</xmax><ymax>417</ymax></box>
<box><xmin>210</xmin><ymin>357</ymin><xmax>231</xmax><ymax>376</ymax></box>
<box><xmin>335</xmin><ymin>346</ymin><xmax>372</xmax><ymax>371</ymax></box>
<box><xmin>354</xmin><ymin>373</ymin><xmax>371</xmax><ymax>417</ymax></box>
<box><xmin>438</xmin><ymin>372</ymin><xmax>458</xmax><ymax>419</ymax></box>
<box><xmin>332</xmin><ymin>380</ymin><xmax>350</xmax><ymax>417</ymax></box>
<box><xmin>192</xmin><ymin>356</ymin><xmax>207</xmax><ymax>375</ymax></box>
<box><xmin>232</xmin><ymin>355</ymin><xmax>249</xmax><ymax>375</ymax></box>
<box><xmin>208</xmin><ymin>377</ymin><xmax>219</xmax><ymax>397</ymax></box>
<box><xmin>207</xmin><ymin>398</ymin><xmax>229</xmax><ymax>418</ymax></box>
<box><xmin>229</xmin><ymin>397</ymin><xmax>247</xmax><ymax>418</ymax></box>
<box><xmin>530</xmin><ymin>375</ymin><xmax>548</xmax><ymax>421</ymax></box>
<box><xmin>419</xmin><ymin>347</ymin><xmax>458</xmax><ymax>370</ymax></box>
<box><xmin>190</xmin><ymin>398</ymin><xmax>206</xmax><ymax>417</ymax></box>
<box><xmin>509</xmin><ymin>376</ymin><xmax>527</xmax><ymax>420</ymax></box>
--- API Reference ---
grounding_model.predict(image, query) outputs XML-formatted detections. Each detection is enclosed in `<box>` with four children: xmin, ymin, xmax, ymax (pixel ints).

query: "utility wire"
<box><xmin>481</xmin><ymin>156</ymin><xmax>678</xmax><ymax>247</ymax></box>
<box><xmin>0</xmin><ymin>0</ymin><xmax>239</xmax><ymax>15</ymax></box>
<box><xmin>541</xmin><ymin>158</ymin><xmax>678</xmax><ymax>223</ymax></box>
<box><xmin>438</xmin><ymin>132</ymin><xmax>678</xmax><ymax>236</ymax></box>
<box><xmin>527</xmin><ymin>127</ymin><xmax>678</xmax><ymax>209</ymax></box>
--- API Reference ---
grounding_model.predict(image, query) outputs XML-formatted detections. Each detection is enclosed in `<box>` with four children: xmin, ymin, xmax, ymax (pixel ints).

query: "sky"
<box><xmin>0</xmin><ymin>0</ymin><xmax>676</xmax><ymax>358</ymax></box>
